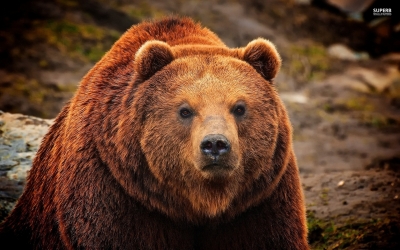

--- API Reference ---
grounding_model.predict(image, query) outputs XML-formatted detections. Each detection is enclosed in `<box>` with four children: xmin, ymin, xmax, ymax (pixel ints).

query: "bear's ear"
<box><xmin>134</xmin><ymin>40</ymin><xmax>174</xmax><ymax>80</ymax></box>
<box><xmin>242</xmin><ymin>38</ymin><xmax>281</xmax><ymax>81</ymax></box>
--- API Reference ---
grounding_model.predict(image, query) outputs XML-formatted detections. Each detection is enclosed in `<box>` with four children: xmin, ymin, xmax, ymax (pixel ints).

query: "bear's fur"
<box><xmin>0</xmin><ymin>17</ymin><xmax>309</xmax><ymax>249</ymax></box>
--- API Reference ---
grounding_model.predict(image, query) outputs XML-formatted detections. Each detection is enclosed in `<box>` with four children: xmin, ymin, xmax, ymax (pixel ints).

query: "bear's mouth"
<box><xmin>202</xmin><ymin>164</ymin><xmax>232</xmax><ymax>171</ymax></box>
<box><xmin>200</xmin><ymin>164</ymin><xmax>235</xmax><ymax>179</ymax></box>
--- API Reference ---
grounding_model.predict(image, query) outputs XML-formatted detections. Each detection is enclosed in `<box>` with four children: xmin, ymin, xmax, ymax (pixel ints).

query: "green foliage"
<box><xmin>0</xmin><ymin>74</ymin><xmax>77</xmax><ymax>118</ymax></box>
<box><xmin>307</xmin><ymin>211</ymin><xmax>396</xmax><ymax>250</ymax></box>
<box><xmin>283</xmin><ymin>43</ymin><xmax>330</xmax><ymax>84</ymax></box>
<box><xmin>338</xmin><ymin>96</ymin><xmax>398</xmax><ymax>128</ymax></box>
<box><xmin>118</xmin><ymin>1</ymin><xmax>165</xmax><ymax>20</ymax></box>
<box><xmin>44</xmin><ymin>20</ymin><xmax>119</xmax><ymax>62</ymax></box>
<box><xmin>361</xmin><ymin>113</ymin><xmax>398</xmax><ymax>129</ymax></box>
<box><xmin>343</xmin><ymin>97</ymin><xmax>374</xmax><ymax>112</ymax></box>
<box><xmin>319</xmin><ymin>188</ymin><xmax>329</xmax><ymax>206</ymax></box>
<box><xmin>22</xmin><ymin>19</ymin><xmax>120</xmax><ymax>63</ymax></box>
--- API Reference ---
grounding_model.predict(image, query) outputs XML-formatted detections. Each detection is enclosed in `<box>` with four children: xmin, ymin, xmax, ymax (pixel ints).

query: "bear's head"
<box><xmin>105</xmin><ymin>38</ymin><xmax>290</xmax><ymax>222</ymax></box>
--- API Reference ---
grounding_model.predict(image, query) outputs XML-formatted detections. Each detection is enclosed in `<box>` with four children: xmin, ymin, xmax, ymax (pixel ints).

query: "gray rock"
<box><xmin>327</xmin><ymin>44</ymin><xmax>369</xmax><ymax>61</ymax></box>
<box><xmin>0</xmin><ymin>112</ymin><xmax>52</xmax><ymax>221</ymax></box>
<box><xmin>325</xmin><ymin>65</ymin><xmax>400</xmax><ymax>93</ymax></box>
<box><xmin>7</xmin><ymin>164</ymin><xmax>32</xmax><ymax>182</ymax></box>
<box><xmin>0</xmin><ymin>160</ymin><xmax>18</xmax><ymax>171</ymax></box>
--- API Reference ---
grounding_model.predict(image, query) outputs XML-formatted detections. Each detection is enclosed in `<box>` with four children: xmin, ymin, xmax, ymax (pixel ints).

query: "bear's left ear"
<box><xmin>241</xmin><ymin>38</ymin><xmax>281</xmax><ymax>81</ymax></box>
<box><xmin>134</xmin><ymin>40</ymin><xmax>174</xmax><ymax>80</ymax></box>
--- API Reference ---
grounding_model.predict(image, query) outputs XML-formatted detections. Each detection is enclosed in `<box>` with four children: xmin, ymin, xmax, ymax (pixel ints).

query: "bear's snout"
<box><xmin>198</xmin><ymin>134</ymin><xmax>237</xmax><ymax>176</ymax></box>
<box><xmin>200</xmin><ymin>134</ymin><xmax>231</xmax><ymax>160</ymax></box>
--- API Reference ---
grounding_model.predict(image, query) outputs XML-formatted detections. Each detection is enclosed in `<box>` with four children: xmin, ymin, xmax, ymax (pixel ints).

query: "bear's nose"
<box><xmin>200</xmin><ymin>134</ymin><xmax>231</xmax><ymax>159</ymax></box>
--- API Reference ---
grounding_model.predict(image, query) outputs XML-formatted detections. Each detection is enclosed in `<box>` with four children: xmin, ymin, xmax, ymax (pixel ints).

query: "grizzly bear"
<box><xmin>0</xmin><ymin>17</ymin><xmax>309</xmax><ymax>249</ymax></box>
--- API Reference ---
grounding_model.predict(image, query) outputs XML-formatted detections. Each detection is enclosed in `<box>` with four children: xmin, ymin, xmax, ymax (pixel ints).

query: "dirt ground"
<box><xmin>1</xmin><ymin>0</ymin><xmax>399</xmax><ymax>249</ymax></box>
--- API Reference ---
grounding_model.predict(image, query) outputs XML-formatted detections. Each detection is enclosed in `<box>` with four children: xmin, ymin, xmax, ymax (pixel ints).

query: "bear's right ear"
<box><xmin>134</xmin><ymin>40</ymin><xmax>174</xmax><ymax>80</ymax></box>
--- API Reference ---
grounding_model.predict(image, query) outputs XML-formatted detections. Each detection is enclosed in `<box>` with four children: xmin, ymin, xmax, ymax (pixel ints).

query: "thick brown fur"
<box><xmin>0</xmin><ymin>17</ymin><xmax>309</xmax><ymax>249</ymax></box>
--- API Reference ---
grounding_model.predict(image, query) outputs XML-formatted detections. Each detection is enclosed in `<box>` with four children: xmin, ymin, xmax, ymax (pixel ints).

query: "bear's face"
<box><xmin>123</xmin><ymin>39</ymin><xmax>282</xmax><ymax>218</ymax></box>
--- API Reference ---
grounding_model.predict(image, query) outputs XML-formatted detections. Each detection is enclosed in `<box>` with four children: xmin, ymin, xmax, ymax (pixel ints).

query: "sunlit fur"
<box><xmin>0</xmin><ymin>17</ymin><xmax>308</xmax><ymax>249</ymax></box>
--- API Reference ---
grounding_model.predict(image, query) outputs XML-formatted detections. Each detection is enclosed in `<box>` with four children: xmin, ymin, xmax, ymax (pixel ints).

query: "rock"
<box><xmin>327</xmin><ymin>44</ymin><xmax>369</xmax><ymax>61</ymax></box>
<box><xmin>347</xmin><ymin>65</ymin><xmax>400</xmax><ymax>92</ymax></box>
<box><xmin>0</xmin><ymin>160</ymin><xmax>18</xmax><ymax>171</ymax></box>
<box><xmin>295</xmin><ymin>0</ymin><xmax>312</xmax><ymax>4</ymax></box>
<box><xmin>327</xmin><ymin>0</ymin><xmax>374</xmax><ymax>13</ymax></box>
<box><xmin>325</xmin><ymin>65</ymin><xmax>400</xmax><ymax>93</ymax></box>
<box><xmin>280</xmin><ymin>92</ymin><xmax>308</xmax><ymax>104</ymax></box>
<box><xmin>7</xmin><ymin>164</ymin><xmax>32</xmax><ymax>181</ymax></box>
<box><xmin>0</xmin><ymin>112</ymin><xmax>52</xmax><ymax>220</ymax></box>
<box><xmin>380</xmin><ymin>53</ymin><xmax>400</xmax><ymax>62</ymax></box>
<box><xmin>0</xmin><ymin>112</ymin><xmax>52</xmax><ymax>175</ymax></box>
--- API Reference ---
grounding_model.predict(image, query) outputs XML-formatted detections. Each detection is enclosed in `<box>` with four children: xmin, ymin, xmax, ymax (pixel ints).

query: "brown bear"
<box><xmin>0</xmin><ymin>17</ymin><xmax>309</xmax><ymax>249</ymax></box>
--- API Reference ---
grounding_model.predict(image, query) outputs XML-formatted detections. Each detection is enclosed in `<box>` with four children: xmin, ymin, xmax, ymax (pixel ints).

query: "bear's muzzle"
<box><xmin>199</xmin><ymin>134</ymin><xmax>237</xmax><ymax>178</ymax></box>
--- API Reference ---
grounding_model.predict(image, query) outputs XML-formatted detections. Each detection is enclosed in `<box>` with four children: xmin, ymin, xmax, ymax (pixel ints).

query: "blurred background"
<box><xmin>1</xmin><ymin>0</ymin><xmax>400</xmax><ymax>249</ymax></box>
<box><xmin>0</xmin><ymin>0</ymin><xmax>399</xmax><ymax>118</ymax></box>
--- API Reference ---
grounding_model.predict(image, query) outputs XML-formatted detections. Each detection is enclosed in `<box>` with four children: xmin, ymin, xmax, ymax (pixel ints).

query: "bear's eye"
<box><xmin>233</xmin><ymin>104</ymin><xmax>246</xmax><ymax>117</ymax></box>
<box><xmin>179</xmin><ymin>108</ymin><xmax>193</xmax><ymax>118</ymax></box>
